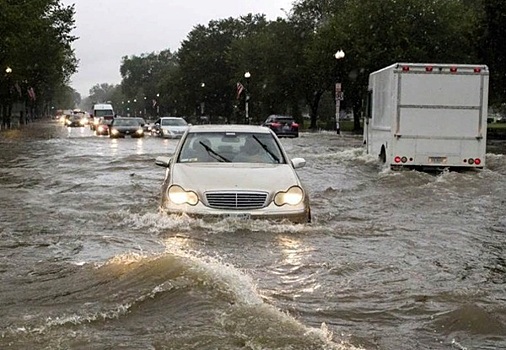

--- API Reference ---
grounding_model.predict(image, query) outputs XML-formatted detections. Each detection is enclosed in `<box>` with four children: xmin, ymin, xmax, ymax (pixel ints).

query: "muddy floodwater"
<box><xmin>1</xmin><ymin>121</ymin><xmax>505</xmax><ymax>350</ymax></box>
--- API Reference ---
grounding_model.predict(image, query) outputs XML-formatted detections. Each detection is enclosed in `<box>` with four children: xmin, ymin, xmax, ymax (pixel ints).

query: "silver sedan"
<box><xmin>155</xmin><ymin>124</ymin><xmax>311</xmax><ymax>223</ymax></box>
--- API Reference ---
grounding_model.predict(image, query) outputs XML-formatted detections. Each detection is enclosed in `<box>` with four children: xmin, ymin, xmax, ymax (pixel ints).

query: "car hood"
<box><xmin>171</xmin><ymin>163</ymin><xmax>301</xmax><ymax>191</ymax></box>
<box><xmin>112</xmin><ymin>125</ymin><xmax>142</xmax><ymax>130</ymax></box>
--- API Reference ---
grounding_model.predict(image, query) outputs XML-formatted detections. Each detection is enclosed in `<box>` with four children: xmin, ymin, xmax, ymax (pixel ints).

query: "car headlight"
<box><xmin>111</xmin><ymin>129</ymin><xmax>119</xmax><ymax>135</ymax></box>
<box><xmin>168</xmin><ymin>185</ymin><xmax>198</xmax><ymax>205</ymax></box>
<box><xmin>274</xmin><ymin>186</ymin><xmax>304</xmax><ymax>206</ymax></box>
<box><xmin>136</xmin><ymin>128</ymin><xmax>144</xmax><ymax>134</ymax></box>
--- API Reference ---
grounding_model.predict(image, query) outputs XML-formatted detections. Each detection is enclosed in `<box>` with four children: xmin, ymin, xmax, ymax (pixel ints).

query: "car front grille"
<box><xmin>205</xmin><ymin>191</ymin><xmax>268</xmax><ymax>209</ymax></box>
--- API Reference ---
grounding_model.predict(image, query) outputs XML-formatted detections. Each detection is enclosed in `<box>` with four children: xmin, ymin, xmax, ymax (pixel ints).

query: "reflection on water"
<box><xmin>277</xmin><ymin>235</ymin><xmax>305</xmax><ymax>268</ymax></box>
<box><xmin>136</xmin><ymin>138</ymin><xmax>144</xmax><ymax>155</ymax></box>
<box><xmin>109</xmin><ymin>138</ymin><xmax>119</xmax><ymax>156</ymax></box>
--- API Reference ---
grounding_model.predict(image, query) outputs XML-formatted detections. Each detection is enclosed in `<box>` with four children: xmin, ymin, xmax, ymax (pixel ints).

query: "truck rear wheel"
<box><xmin>379</xmin><ymin>147</ymin><xmax>386</xmax><ymax>163</ymax></box>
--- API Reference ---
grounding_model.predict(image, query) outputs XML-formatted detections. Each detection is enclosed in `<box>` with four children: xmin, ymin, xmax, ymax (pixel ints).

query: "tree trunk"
<box><xmin>308</xmin><ymin>91</ymin><xmax>323</xmax><ymax>131</ymax></box>
<box><xmin>352</xmin><ymin>98</ymin><xmax>362</xmax><ymax>132</ymax></box>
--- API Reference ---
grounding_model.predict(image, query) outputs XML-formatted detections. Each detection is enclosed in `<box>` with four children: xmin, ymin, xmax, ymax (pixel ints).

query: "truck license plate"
<box><xmin>428</xmin><ymin>156</ymin><xmax>447</xmax><ymax>164</ymax></box>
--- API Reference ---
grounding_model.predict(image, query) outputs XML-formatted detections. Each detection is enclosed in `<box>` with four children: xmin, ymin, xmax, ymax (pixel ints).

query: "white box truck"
<box><xmin>363</xmin><ymin>63</ymin><xmax>489</xmax><ymax>170</ymax></box>
<box><xmin>91</xmin><ymin>103</ymin><xmax>115</xmax><ymax>130</ymax></box>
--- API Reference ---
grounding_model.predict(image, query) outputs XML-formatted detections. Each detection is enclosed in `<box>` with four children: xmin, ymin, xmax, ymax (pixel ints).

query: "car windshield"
<box><xmin>94</xmin><ymin>110</ymin><xmax>114</xmax><ymax>117</ymax></box>
<box><xmin>161</xmin><ymin>118</ymin><xmax>187</xmax><ymax>126</ymax></box>
<box><xmin>113</xmin><ymin>119</ymin><xmax>140</xmax><ymax>126</ymax></box>
<box><xmin>274</xmin><ymin>117</ymin><xmax>294</xmax><ymax>123</ymax></box>
<box><xmin>178</xmin><ymin>132</ymin><xmax>284</xmax><ymax>164</ymax></box>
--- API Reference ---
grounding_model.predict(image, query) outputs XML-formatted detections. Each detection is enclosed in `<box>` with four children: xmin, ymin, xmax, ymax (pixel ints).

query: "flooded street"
<box><xmin>1</xmin><ymin>120</ymin><xmax>505</xmax><ymax>350</ymax></box>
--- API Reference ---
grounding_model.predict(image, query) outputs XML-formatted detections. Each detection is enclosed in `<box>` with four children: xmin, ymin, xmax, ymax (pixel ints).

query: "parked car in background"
<box><xmin>154</xmin><ymin>124</ymin><xmax>311</xmax><ymax>223</ymax></box>
<box><xmin>262</xmin><ymin>115</ymin><xmax>299</xmax><ymax>138</ymax></box>
<box><xmin>95</xmin><ymin>116</ymin><xmax>114</xmax><ymax>136</ymax></box>
<box><xmin>152</xmin><ymin>117</ymin><xmax>190</xmax><ymax>138</ymax></box>
<box><xmin>109</xmin><ymin>117</ymin><xmax>145</xmax><ymax>138</ymax></box>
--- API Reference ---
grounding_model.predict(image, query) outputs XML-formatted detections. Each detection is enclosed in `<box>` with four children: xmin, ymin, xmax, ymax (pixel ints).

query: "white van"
<box><xmin>91</xmin><ymin>103</ymin><xmax>114</xmax><ymax>130</ymax></box>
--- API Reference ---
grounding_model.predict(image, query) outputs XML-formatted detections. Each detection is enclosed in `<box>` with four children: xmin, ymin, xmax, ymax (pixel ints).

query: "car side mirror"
<box><xmin>291</xmin><ymin>158</ymin><xmax>306</xmax><ymax>169</ymax></box>
<box><xmin>155</xmin><ymin>156</ymin><xmax>172</xmax><ymax>168</ymax></box>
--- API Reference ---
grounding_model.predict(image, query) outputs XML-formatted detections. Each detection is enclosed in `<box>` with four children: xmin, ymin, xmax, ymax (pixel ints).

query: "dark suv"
<box><xmin>262</xmin><ymin>115</ymin><xmax>299</xmax><ymax>138</ymax></box>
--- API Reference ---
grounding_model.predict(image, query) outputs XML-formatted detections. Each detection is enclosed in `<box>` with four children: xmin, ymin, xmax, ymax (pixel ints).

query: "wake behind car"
<box><xmin>152</xmin><ymin>117</ymin><xmax>190</xmax><ymax>138</ymax></box>
<box><xmin>262</xmin><ymin>115</ymin><xmax>299</xmax><ymax>138</ymax></box>
<box><xmin>154</xmin><ymin>124</ymin><xmax>311</xmax><ymax>223</ymax></box>
<box><xmin>109</xmin><ymin>117</ymin><xmax>144</xmax><ymax>138</ymax></box>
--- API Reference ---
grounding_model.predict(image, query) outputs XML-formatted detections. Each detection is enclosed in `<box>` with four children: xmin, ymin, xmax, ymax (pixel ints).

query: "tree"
<box><xmin>300</xmin><ymin>0</ymin><xmax>481</xmax><ymax>130</ymax></box>
<box><xmin>178</xmin><ymin>14</ymin><xmax>268</xmax><ymax>123</ymax></box>
<box><xmin>229</xmin><ymin>18</ymin><xmax>306</xmax><ymax>122</ymax></box>
<box><xmin>480</xmin><ymin>0</ymin><xmax>506</xmax><ymax>109</ymax></box>
<box><xmin>120</xmin><ymin>50</ymin><xmax>178</xmax><ymax>117</ymax></box>
<box><xmin>0</xmin><ymin>0</ymin><xmax>77</xmax><ymax>127</ymax></box>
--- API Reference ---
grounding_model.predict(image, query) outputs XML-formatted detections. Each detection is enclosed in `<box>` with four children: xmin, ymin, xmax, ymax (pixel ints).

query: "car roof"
<box><xmin>269</xmin><ymin>115</ymin><xmax>294</xmax><ymax>119</ymax></box>
<box><xmin>160</xmin><ymin>117</ymin><xmax>185</xmax><ymax>120</ymax></box>
<box><xmin>188</xmin><ymin>124</ymin><xmax>271</xmax><ymax>134</ymax></box>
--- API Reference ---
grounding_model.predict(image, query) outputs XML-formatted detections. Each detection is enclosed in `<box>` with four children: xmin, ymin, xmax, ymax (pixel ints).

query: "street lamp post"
<box><xmin>4</xmin><ymin>67</ymin><xmax>13</xmax><ymax>129</ymax></box>
<box><xmin>200</xmin><ymin>82</ymin><xmax>205</xmax><ymax>117</ymax></box>
<box><xmin>334</xmin><ymin>50</ymin><xmax>345</xmax><ymax>134</ymax></box>
<box><xmin>156</xmin><ymin>93</ymin><xmax>160</xmax><ymax>117</ymax></box>
<box><xmin>244</xmin><ymin>71</ymin><xmax>251</xmax><ymax>124</ymax></box>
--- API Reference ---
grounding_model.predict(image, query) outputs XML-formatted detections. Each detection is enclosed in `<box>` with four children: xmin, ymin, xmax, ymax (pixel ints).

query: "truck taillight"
<box><xmin>394</xmin><ymin>156</ymin><xmax>409</xmax><ymax>164</ymax></box>
<box><xmin>468</xmin><ymin>158</ymin><xmax>482</xmax><ymax>165</ymax></box>
<box><xmin>402</xmin><ymin>66</ymin><xmax>410</xmax><ymax>71</ymax></box>
<box><xmin>425</xmin><ymin>66</ymin><xmax>433</xmax><ymax>72</ymax></box>
<box><xmin>466</xmin><ymin>158</ymin><xmax>481</xmax><ymax>165</ymax></box>
<box><xmin>474</xmin><ymin>67</ymin><xmax>481</xmax><ymax>73</ymax></box>
<box><xmin>450</xmin><ymin>67</ymin><xmax>457</xmax><ymax>73</ymax></box>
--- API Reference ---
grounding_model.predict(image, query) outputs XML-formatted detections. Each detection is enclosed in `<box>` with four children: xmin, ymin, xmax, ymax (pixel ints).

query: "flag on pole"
<box><xmin>27</xmin><ymin>87</ymin><xmax>36</xmax><ymax>101</ymax></box>
<box><xmin>236</xmin><ymin>82</ymin><xmax>244</xmax><ymax>99</ymax></box>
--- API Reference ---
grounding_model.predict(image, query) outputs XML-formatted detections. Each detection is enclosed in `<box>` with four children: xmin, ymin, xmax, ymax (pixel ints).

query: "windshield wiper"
<box><xmin>252</xmin><ymin>135</ymin><xmax>280</xmax><ymax>163</ymax></box>
<box><xmin>199</xmin><ymin>141</ymin><xmax>231</xmax><ymax>162</ymax></box>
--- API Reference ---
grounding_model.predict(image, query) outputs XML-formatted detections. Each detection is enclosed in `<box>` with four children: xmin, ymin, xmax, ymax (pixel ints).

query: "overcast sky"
<box><xmin>60</xmin><ymin>0</ymin><xmax>295</xmax><ymax>97</ymax></box>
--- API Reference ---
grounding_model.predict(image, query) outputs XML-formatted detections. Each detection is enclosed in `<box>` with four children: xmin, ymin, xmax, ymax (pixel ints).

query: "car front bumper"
<box><xmin>161</xmin><ymin>200</ymin><xmax>311</xmax><ymax>224</ymax></box>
